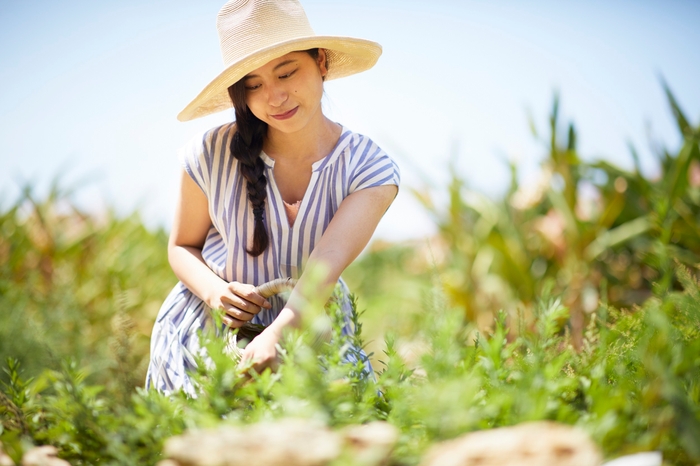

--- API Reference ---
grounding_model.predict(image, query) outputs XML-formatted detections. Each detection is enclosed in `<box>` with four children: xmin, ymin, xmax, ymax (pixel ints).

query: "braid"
<box><xmin>226</xmin><ymin>48</ymin><xmax>326</xmax><ymax>257</ymax></box>
<box><xmin>228</xmin><ymin>84</ymin><xmax>269</xmax><ymax>256</ymax></box>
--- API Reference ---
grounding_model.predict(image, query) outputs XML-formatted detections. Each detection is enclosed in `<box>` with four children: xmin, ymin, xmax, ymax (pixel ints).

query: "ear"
<box><xmin>317</xmin><ymin>48</ymin><xmax>328</xmax><ymax>78</ymax></box>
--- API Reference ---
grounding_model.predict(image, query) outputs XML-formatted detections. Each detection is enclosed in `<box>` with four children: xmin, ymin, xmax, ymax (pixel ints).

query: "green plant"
<box><xmin>411</xmin><ymin>84</ymin><xmax>700</xmax><ymax>349</ymax></box>
<box><xmin>1</xmin><ymin>85</ymin><xmax>699</xmax><ymax>465</ymax></box>
<box><xmin>0</xmin><ymin>178</ymin><xmax>174</xmax><ymax>398</ymax></box>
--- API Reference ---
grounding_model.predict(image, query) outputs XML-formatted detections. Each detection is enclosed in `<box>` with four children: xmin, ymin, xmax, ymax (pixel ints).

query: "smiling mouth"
<box><xmin>271</xmin><ymin>107</ymin><xmax>298</xmax><ymax>120</ymax></box>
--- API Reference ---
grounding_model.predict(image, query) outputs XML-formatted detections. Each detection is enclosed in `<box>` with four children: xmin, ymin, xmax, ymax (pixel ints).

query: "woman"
<box><xmin>146</xmin><ymin>0</ymin><xmax>400</xmax><ymax>395</ymax></box>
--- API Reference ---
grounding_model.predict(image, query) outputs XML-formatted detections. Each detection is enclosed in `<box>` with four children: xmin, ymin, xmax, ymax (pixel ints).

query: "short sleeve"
<box><xmin>347</xmin><ymin>136</ymin><xmax>401</xmax><ymax>194</ymax></box>
<box><xmin>179</xmin><ymin>129</ymin><xmax>212</xmax><ymax>196</ymax></box>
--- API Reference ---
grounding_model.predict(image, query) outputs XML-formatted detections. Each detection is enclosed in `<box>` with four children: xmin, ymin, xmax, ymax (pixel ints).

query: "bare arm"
<box><xmin>242</xmin><ymin>184</ymin><xmax>398</xmax><ymax>368</ymax></box>
<box><xmin>169</xmin><ymin>170</ymin><xmax>270</xmax><ymax>325</ymax></box>
<box><xmin>277</xmin><ymin>184</ymin><xmax>398</xmax><ymax>327</ymax></box>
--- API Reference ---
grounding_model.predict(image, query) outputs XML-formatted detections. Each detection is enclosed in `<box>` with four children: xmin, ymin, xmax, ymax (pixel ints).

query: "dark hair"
<box><xmin>227</xmin><ymin>48</ymin><xmax>326</xmax><ymax>256</ymax></box>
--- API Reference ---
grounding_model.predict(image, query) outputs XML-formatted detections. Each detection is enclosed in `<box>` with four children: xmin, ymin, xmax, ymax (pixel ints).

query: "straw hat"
<box><xmin>177</xmin><ymin>0</ymin><xmax>383</xmax><ymax>122</ymax></box>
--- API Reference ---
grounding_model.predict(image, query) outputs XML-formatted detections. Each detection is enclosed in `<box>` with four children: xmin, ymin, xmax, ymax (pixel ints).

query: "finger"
<box><xmin>267</xmin><ymin>357</ymin><xmax>280</xmax><ymax>372</ymax></box>
<box><xmin>221</xmin><ymin>295</ymin><xmax>262</xmax><ymax>315</ymax></box>
<box><xmin>240</xmin><ymin>346</ymin><xmax>254</xmax><ymax>363</ymax></box>
<box><xmin>237</xmin><ymin>357</ymin><xmax>255</xmax><ymax>379</ymax></box>
<box><xmin>253</xmin><ymin>357</ymin><xmax>279</xmax><ymax>374</ymax></box>
<box><xmin>223</xmin><ymin>305</ymin><xmax>256</xmax><ymax>322</ymax></box>
<box><xmin>230</xmin><ymin>282</ymin><xmax>272</xmax><ymax>309</ymax></box>
<box><xmin>242</xmin><ymin>347</ymin><xmax>278</xmax><ymax>373</ymax></box>
<box><xmin>241</xmin><ymin>346</ymin><xmax>265</xmax><ymax>369</ymax></box>
<box><xmin>222</xmin><ymin>314</ymin><xmax>247</xmax><ymax>329</ymax></box>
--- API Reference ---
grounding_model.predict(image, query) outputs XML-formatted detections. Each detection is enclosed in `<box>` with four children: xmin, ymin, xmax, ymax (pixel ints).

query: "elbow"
<box><xmin>167</xmin><ymin>242</ymin><xmax>179</xmax><ymax>269</ymax></box>
<box><xmin>167</xmin><ymin>238</ymin><xmax>202</xmax><ymax>270</ymax></box>
<box><xmin>167</xmin><ymin>241</ymin><xmax>182</xmax><ymax>272</ymax></box>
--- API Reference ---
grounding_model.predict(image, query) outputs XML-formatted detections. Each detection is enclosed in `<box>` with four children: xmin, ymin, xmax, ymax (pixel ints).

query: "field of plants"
<box><xmin>1</xmin><ymin>87</ymin><xmax>699</xmax><ymax>465</ymax></box>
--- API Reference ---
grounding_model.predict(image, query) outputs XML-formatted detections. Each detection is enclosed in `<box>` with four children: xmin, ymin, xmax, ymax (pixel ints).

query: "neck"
<box><xmin>263</xmin><ymin>113</ymin><xmax>340</xmax><ymax>163</ymax></box>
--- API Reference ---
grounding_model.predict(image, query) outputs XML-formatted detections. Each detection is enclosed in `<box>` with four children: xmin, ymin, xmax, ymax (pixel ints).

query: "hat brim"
<box><xmin>177</xmin><ymin>36</ymin><xmax>382</xmax><ymax>122</ymax></box>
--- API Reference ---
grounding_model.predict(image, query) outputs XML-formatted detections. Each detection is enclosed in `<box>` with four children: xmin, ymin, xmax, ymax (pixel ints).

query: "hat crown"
<box><xmin>217</xmin><ymin>0</ymin><xmax>316</xmax><ymax>66</ymax></box>
<box><xmin>178</xmin><ymin>0</ymin><xmax>382</xmax><ymax>121</ymax></box>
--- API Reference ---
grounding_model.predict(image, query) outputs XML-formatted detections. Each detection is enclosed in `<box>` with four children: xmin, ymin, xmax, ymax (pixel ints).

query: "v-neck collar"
<box><xmin>259</xmin><ymin>125</ymin><xmax>352</xmax><ymax>172</ymax></box>
<box><xmin>261</xmin><ymin>125</ymin><xmax>352</xmax><ymax>232</ymax></box>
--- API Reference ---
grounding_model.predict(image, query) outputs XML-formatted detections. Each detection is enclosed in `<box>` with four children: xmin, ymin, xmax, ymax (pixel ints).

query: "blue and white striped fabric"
<box><xmin>146</xmin><ymin>123</ymin><xmax>400</xmax><ymax>394</ymax></box>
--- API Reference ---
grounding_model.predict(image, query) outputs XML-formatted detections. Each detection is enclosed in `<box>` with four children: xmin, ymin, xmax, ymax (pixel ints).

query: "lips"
<box><xmin>270</xmin><ymin>106</ymin><xmax>298</xmax><ymax>120</ymax></box>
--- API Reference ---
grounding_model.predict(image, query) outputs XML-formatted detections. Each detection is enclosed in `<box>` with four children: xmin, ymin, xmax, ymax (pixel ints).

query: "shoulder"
<box><xmin>336</xmin><ymin>128</ymin><xmax>393</xmax><ymax>168</ymax></box>
<box><xmin>183</xmin><ymin>122</ymin><xmax>237</xmax><ymax>155</ymax></box>
<box><xmin>336</xmin><ymin>126</ymin><xmax>401</xmax><ymax>191</ymax></box>
<box><xmin>342</xmin><ymin>129</ymin><xmax>382</xmax><ymax>156</ymax></box>
<box><xmin>179</xmin><ymin>123</ymin><xmax>237</xmax><ymax>165</ymax></box>
<box><xmin>179</xmin><ymin>122</ymin><xmax>238</xmax><ymax>191</ymax></box>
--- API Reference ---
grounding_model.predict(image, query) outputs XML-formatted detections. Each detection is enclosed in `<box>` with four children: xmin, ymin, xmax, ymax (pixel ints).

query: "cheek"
<box><xmin>245</xmin><ymin>95</ymin><xmax>266</xmax><ymax>119</ymax></box>
<box><xmin>301</xmin><ymin>79</ymin><xmax>323</xmax><ymax>103</ymax></box>
<box><xmin>313</xmin><ymin>82</ymin><xmax>324</xmax><ymax>102</ymax></box>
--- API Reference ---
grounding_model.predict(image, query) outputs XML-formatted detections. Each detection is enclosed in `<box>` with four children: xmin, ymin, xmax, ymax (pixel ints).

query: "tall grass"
<box><xmin>405</xmin><ymin>84</ymin><xmax>700</xmax><ymax>347</ymax></box>
<box><xmin>2</xmin><ymin>265</ymin><xmax>699</xmax><ymax>464</ymax></box>
<box><xmin>1</xmin><ymin>85</ymin><xmax>699</xmax><ymax>464</ymax></box>
<box><xmin>0</xmin><ymin>181</ymin><xmax>173</xmax><ymax>393</ymax></box>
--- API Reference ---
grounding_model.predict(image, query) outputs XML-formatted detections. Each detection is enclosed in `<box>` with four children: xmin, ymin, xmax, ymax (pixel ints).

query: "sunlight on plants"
<box><xmin>1</xmin><ymin>86</ymin><xmax>699</xmax><ymax>465</ymax></box>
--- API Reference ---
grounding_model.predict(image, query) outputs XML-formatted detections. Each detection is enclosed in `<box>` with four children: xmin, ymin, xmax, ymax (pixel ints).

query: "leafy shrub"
<box><xmin>0</xmin><ymin>181</ymin><xmax>173</xmax><ymax>395</ymax></box>
<box><xmin>2</xmin><ymin>269</ymin><xmax>700</xmax><ymax>464</ymax></box>
<box><xmin>411</xmin><ymin>84</ymin><xmax>700</xmax><ymax>348</ymax></box>
<box><xmin>1</xmin><ymin>86</ymin><xmax>699</xmax><ymax>464</ymax></box>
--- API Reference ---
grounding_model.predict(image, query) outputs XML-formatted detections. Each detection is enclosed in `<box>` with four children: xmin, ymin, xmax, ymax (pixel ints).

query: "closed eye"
<box><xmin>279</xmin><ymin>69</ymin><xmax>297</xmax><ymax>79</ymax></box>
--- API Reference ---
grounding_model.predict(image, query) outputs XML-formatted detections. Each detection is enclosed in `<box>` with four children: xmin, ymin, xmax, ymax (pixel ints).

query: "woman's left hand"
<box><xmin>239</xmin><ymin>326</ymin><xmax>282</xmax><ymax>373</ymax></box>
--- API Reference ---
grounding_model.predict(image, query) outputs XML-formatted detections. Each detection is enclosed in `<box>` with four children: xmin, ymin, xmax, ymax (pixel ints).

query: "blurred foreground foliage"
<box><xmin>2</xmin><ymin>268</ymin><xmax>699</xmax><ymax>464</ymax></box>
<box><xmin>1</xmin><ymin>86</ymin><xmax>699</xmax><ymax>464</ymax></box>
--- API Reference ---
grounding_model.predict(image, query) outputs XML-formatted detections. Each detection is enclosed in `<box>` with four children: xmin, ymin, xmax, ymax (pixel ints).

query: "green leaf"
<box><xmin>584</xmin><ymin>216</ymin><xmax>652</xmax><ymax>260</ymax></box>
<box><xmin>661</xmin><ymin>76</ymin><xmax>692</xmax><ymax>138</ymax></box>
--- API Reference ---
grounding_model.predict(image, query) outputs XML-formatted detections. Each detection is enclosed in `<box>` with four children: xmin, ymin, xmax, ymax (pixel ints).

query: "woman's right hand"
<box><xmin>208</xmin><ymin>281</ymin><xmax>272</xmax><ymax>328</ymax></box>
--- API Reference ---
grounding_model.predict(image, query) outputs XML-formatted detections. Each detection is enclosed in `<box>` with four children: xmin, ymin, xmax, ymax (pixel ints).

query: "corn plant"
<box><xmin>412</xmin><ymin>84</ymin><xmax>700</xmax><ymax>347</ymax></box>
<box><xmin>0</xmin><ymin>179</ymin><xmax>174</xmax><ymax>398</ymax></box>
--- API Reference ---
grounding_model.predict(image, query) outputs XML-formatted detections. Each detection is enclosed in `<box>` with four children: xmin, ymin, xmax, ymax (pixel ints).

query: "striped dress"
<box><xmin>146</xmin><ymin>122</ymin><xmax>400</xmax><ymax>394</ymax></box>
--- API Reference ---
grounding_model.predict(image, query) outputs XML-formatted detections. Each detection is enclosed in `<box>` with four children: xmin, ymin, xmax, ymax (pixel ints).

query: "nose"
<box><xmin>266</xmin><ymin>83</ymin><xmax>288</xmax><ymax>108</ymax></box>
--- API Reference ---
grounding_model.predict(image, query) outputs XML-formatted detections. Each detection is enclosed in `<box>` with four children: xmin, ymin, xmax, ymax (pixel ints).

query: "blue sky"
<box><xmin>1</xmin><ymin>0</ymin><xmax>698</xmax><ymax>240</ymax></box>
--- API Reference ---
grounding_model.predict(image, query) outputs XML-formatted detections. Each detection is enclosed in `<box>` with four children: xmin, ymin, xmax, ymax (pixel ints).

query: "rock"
<box><xmin>21</xmin><ymin>446</ymin><xmax>71</xmax><ymax>466</ymax></box>
<box><xmin>155</xmin><ymin>461</ymin><xmax>181</xmax><ymax>466</ymax></box>
<box><xmin>162</xmin><ymin>419</ymin><xmax>340</xmax><ymax>466</ymax></box>
<box><xmin>420</xmin><ymin>421</ymin><xmax>602</xmax><ymax>466</ymax></box>
<box><xmin>161</xmin><ymin>419</ymin><xmax>399</xmax><ymax>466</ymax></box>
<box><xmin>0</xmin><ymin>441</ymin><xmax>15</xmax><ymax>466</ymax></box>
<box><xmin>341</xmin><ymin>422</ymin><xmax>398</xmax><ymax>465</ymax></box>
<box><xmin>602</xmin><ymin>452</ymin><xmax>662</xmax><ymax>466</ymax></box>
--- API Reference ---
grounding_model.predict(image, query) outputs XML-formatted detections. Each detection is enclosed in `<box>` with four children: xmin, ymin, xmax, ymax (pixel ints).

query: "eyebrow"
<box><xmin>243</xmin><ymin>59</ymin><xmax>297</xmax><ymax>80</ymax></box>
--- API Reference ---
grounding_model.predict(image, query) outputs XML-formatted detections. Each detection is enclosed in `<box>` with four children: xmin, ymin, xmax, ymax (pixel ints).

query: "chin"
<box><xmin>267</xmin><ymin>118</ymin><xmax>308</xmax><ymax>134</ymax></box>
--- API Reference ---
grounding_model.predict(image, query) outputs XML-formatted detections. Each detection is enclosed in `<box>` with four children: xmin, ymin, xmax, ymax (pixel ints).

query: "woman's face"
<box><xmin>242</xmin><ymin>50</ymin><xmax>327</xmax><ymax>134</ymax></box>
